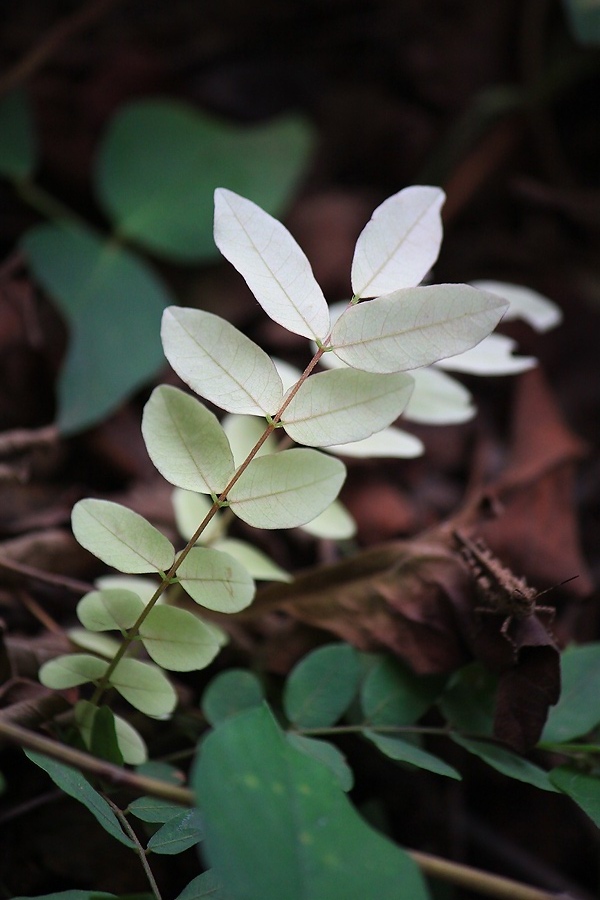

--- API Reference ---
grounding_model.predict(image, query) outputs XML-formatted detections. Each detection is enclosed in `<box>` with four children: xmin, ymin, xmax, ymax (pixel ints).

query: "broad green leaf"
<box><xmin>67</xmin><ymin>628</ymin><xmax>122</xmax><ymax>659</ymax></box>
<box><xmin>299</xmin><ymin>499</ymin><xmax>357</xmax><ymax>540</ymax></box>
<box><xmin>95</xmin><ymin>100</ymin><xmax>314</xmax><ymax>262</ymax></box>
<box><xmin>76</xmin><ymin>588</ymin><xmax>144</xmax><ymax>632</ymax></box>
<box><xmin>0</xmin><ymin>90</ymin><xmax>36</xmax><ymax>180</ymax></box>
<box><xmin>175</xmin><ymin>871</ymin><xmax>231</xmax><ymax>900</ymax></box>
<box><xmin>172</xmin><ymin>489</ymin><xmax>224</xmax><ymax>545</ymax></box>
<box><xmin>39</xmin><ymin>653</ymin><xmax>108</xmax><ymax>690</ymax></box>
<box><xmin>136</xmin><ymin>761</ymin><xmax>185</xmax><ymax>785</ymax></box>
<box><xmin>437</xmin><ymin>663</ymin><xmax>496</xmax><ymax>737</ymax></box>
<box><xmin>96</xmin><ymin>574</ymin><xmax>159</xmax><ymax>604</ymax></box>
<box><xmin>142</xmin><ymin>385</ymin><xmax>235</xmax><ymax>493</ymax></box>
<box><xmin>325</xmin><ymin>426</ymin><xmax>424</xmax><ymax>459</ymax></box>
<box><xmin>109</xmin><ymin>713</ymin><xmax>148</xmax><ymax>765</ymax></box>
<box><xmin>212</xmin><ymin>537</ymin><xmax>291</xmax><ymax>582</ymax></box>
<box><xmin>364</xmin><ymin>731</ymin><xmax>461</xmax><ymax>780</ymax></box>
<box><xmin>330</xmin><ymin>285</ymin><xmax>508</xmax><ymax>373</ymax></box>
<box><xmin>351</xmin><ymin>186</ymin><xmax>445</xmax><ymax>298</ymax></box>
<box><xmin>24</xmin><ymin>751</ymin><xmax>135</xmax><ymax>848</ymax></box>
<box><xmin>193</xmin><ymin>704</ymin><xmax>429</xmax><ymax>900</ymax></box>
<box><xmin>436</xmin><ymin>333</ymin><xmax>536</xmax><ymax>375</ymax></box>
<box><xmin>161</xmin><ymin>306</ymin><xmax>283</xmax><ymax>416</ymax></box>
<box><xmin>228</xmin><ymin>448</ymin><xmax>346</xmax><ymax>529</ymax></box>
<box><xmin>471</xmin><ymin>280</ymin><xmax>562</xmax><ymax>332</ymax></box>
<box><xmin>222</xmin><ymin>414</ymin><xmax>278</xmax><ymax>467</ymax></box>
<box><xmin>139</xmin><ymin>605</ymin><xmax>223</xmax><ymax>671</ymax></box>
<box><xmin>128</xmin><ymin>795</ymin><xmax>186</xmax><ymax>823</ymax></box>
<box><xmin>284</xmin><ymin>643</ymin><xmax>360</xmax><ymax>728</ymax></box>
<box><xmin>146</xmin><ymin>808</ymin><xmax>204</xmax><ymax>854</ymax></box>
<box><xmin>361</xmin><ymin>657</ymin><xmax>445</xmax><ymax>727</ymax></box>
<box><xmin>281</xmin><ymin>369</ymin><xmax>414</xmax><ymax>447</ymax></box>
<box><xmin>177</xmin><ymin>546</ymin><xmax>255</xmax><ymax>613</ymax></box>
<box><xmin>88</xmin><ymin>704</ymin><xmax>123</xmax><ymax>765</ymax></box>
<box><xmin>541</xmin><ymin>643</ymin><xmax>600</xmax><ymax>744</ymax></box>
<box><xmin>72</xmin><ymin>498</ymin><xmax>175</xmax><ymax>574</ymax></box>
<box><xmin>550</xmin><ymin>767</ymin><xmax>600</xmax><ymax>826</ymax></box>
<box><xmin>22</xmin><ymin>221</ymin><xmax>169</xmax><ymax>434</ymax></box>
<box><xmin>404</xmin><ymin>367</ymin><xmax>475</xmax><ymax>425</ymax></box>
<box><xmin>214</xmin><ymin>188</ymin><xmax>330</xmax><ymax>340</ymax></box>
<box><xmin>451</xmin><ymin>735</ymin><xmax>558</xmax><ymax>792</ymax></box>
<box><xmin>286</xmin><ymin>733</ymin><xmax>354</xmax><ymax>792</ymax></box>
<box><xmin>202</xmin><ymin>669</ymin><xmax>265</xmax><ymax>726</ymax></box>
<box><xmin>109</xmin><ymin>658</ymin><xmax>177</xmax><ymax>717</ymax></box>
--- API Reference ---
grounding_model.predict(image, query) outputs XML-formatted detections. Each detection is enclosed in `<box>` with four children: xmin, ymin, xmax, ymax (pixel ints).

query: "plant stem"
<box><xmin>106</xmin><ymin>798</ymin><xmax>163</xmax><ymax>900</ymax></box>
<box><xmin>296</xmin><ymin>723</ymin><xmax>452</xmax><ymax>737</ymax></box>
<box><xmin>14</xmin><ymin>179</ymin><xmax>87</xmax><ymax>226</ymax></box>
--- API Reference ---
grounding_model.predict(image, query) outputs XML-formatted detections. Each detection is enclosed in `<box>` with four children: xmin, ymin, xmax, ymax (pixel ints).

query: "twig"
<box><xmin>0</xmin><ymin>553</ymin><xmax>93</xmax><ymax>595</ymax></box>
<box><xmin>106</xmin><ymin>798</ymin><xmax>163</xmax><ymax>900</ymax></box>
<box><xmin>0</xmin><ymin>425</ymin><xmax>58</xmax><ymax>458</ymax></box>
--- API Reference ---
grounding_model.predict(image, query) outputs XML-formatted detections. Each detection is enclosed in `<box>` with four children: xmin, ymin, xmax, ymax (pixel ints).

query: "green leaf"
<box><xmin>404</xmin><ymin>367</ymin><xmax>474</xmax><ymax>425</ymax></box>
<box><xmin>128</xmin><ymin>795</ymin><xmax>186</xmax><ymax>824</ymax></box>
<box><xmin>136</xmin><ymin>761</ymin><xmax>184</xmax><ymax>785</ymax></box>
<box><xmin>351</xmin><ymin>186</ymin><xmax>445</xmax><ymax>298</ymax></box>
<box><xmin>193</xmin><ymin>704</ymin><xmax>430</xmax><ymax>900</ymax></box>
<box><xmin>161</xmin><ymin>306</ymin><xmax>283</xmax><ymax>416</ymax></box>
<box><xmin>77</xmin><ymin>588</ymin><xmax>145</xmax><ymax>632</ymax></box>
<box><xmin>139</xmin><ymin>605</ymin><xmax>223</xmax><ymax>671</ymax></box>
<box><xmin>109</xmin><ymin>658</ymin><xmax>177</xmax><ymax>717</ymax></box>
<box><xmin>214</xmin><ymin>189</ymin><xmax>330</xmax><ymax>340</ymax></box>
<box><xmin>177</xmin><ymin>546</ymin><xmax>255</xmax><ymax>613</ymax></box>
<box><xmin>22</xmin><ymin>221</ymin><xmax>170</xmax><ymax>434</ymax></box>
<box><xmin>12</xmin><ymin>893</ymin><xmax>117</xmax><ymax>900</ymax></box>
<box><xmin>361</xmin><ymin>657</ymin><xmax>445</xmax><ymax>727</ymax></box>
<box><xmin>284</xmin><ymin>643</ymin><xmax>360</xmax><ymax>728</ymax></box>
<box><xmin>330</xmin><ymin>285</ymin><xmax>508</xmax><ymax>373</ymax></box>
<box><xmin>95</xmin><ymin>101</ymin><xmax>314</xmax><ymax>262</ymax></box>
<box><xmin>286</xmin><ymin>733</ymin><xmax>354</xmax><ymax>791</ymax></box>
<box><xmin>325</xmin><ymin>426</ymin><xmax>424</xmax><ymax>459</ymax></box>
<box><xmin>90</xmin><ymin>704</ymin><xmax>124</xmax><ymax>765</ymax></box>
<box><xmin>437</xmin><ymin>333</ymin><xmax>536</xmax><ymax>375</ymax></box>
<box><xmin>222</xmin><ymin>413</ymin><xmax>278</xmax><ymax>467</ymax></box>
<box><xmin>541</xmin><ymin>643</ymin><xmax>600</xmax><ymax>744</ymax></box>
<box><xmin>202</xmin><ymin>669</ymin><xmax>265</xmax><ymax>726</ymax></box>
<box><xmin>437</xmin><ymin>663</ymin><xmax>496</xmax><ymax>737</ymax></box>
<box><xmin>76</xmin><ymin>701</ymin><xmax>148</xmax><ymax>766</ymax></box>
<box><xmin>39</xmin><ymin>653</ymin><xmax>108</xmax><ymax>689</ymax></box>
<box><xmin>24</xmin><ymin>751</ymin><xmax>135</xmax><ymax>848</ymax></box>
<box><xmin>364</xmin><ymin>732</ymin><xmax>461</xmax><ymax>780</ymax></box>
<box><xmin>96</xmin><ymin>574</ymin><xmax>160</xmax><ymax>604</ymax></box>
<box><xmin>281</xmin><ymin>370</ymin><xmax>414</xmax><ymax>447</ymax></box>
<box><xmin>175</xmin><ymin>871</ymin><xmax>231</xmax><ymax>900</ymax></box>
<box><xmin>72</xmin><ymin>498</ymin><xmax>175</xmax><ymax>574</ymax></box>
<box><xmin>451</xmin><ymin>736</ymin><xmax>558</xmax><ymax>792</ymax></box>
<box><xmin>172</xmin><ymin>489</ymin><xmax>224</xmax><ymax>545</ymax></box>
<box><xmin>228</xmin><ymin>448</ymin><xmax>346</xmax><ymax>529</ymax></box>
<box><xmin>212</xmin><ymin>538</ymin><xmax>291</xmax><ymax>582</ymax></box>
<box><xmin>549</xmin><ymin>766</ymin><xmax>600</xmax><ymax>826</ymax></box>
<box><xmin>67</xmin><ymin>628</ymin><xmax>122</xmax><ymax>659</ymax></box>
<box><xmin>147</xmin><ymin>808</ymin><xmax>204</xmax><ymax>854</ymax></box>
<box><xmin>0</xmin><ymin>90</ymin><xmax>36</xmax><ymax>180</ymax></box>
<box><xmin>471</xmin><ymin>280</ymin><xmax>562</xmax><ymax>332</ymax></box>
<box><xmin>142</xmin><ymin>386</ymin><xmax>235</xmax><ymax>494</ymax></box>
<box><xmin>299</xmin><ymin>500</ymin><xmax>357</xmax><ymax>540</ymax></box>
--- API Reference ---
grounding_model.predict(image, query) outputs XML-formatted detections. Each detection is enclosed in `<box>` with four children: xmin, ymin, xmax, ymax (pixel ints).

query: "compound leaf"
<box><xmin>177</xmin><ymin>546</ymin><xmax>255</xmax><ymax>613</ymax></box>
<box><xmin>175</xmin><ymin>871</ymin><xmax>231</xmax><ymax>900</ymax></box>
<box><xmin>75</xmin><ymin>701</ymin><xmax>146</xmax><ymax>767</ymax></box>
<box><xmin>331</xmin><ymin>285</ymin><xmax>508</xmax><ymax>373</ymax></box>
<box><xmin>147</xmin><ymin>808</ymin><xmax>204</xmax><ymax>855</ymax></box>
<box><xmin>214</xmin><ymin>188</ymin><xmax>330</xmax><ymax>340</ymax></box>
<box><xmin>471</xmin><ymin>280</ymin><xmax>562</xmax><ymax>332</ymax></box>
<box><xmin>299</xmin><ymin>500</ymin><xmax>357</xmax><ymax>539</ymax></box>
<box><xmin>202</xmin><ymin>669</ymin><xmax>266</xmax><ymax>726</ymax></box>
<box><xmin>281</xmin><ymin>369</ymin><xmax>413</xmax><ymax>447</ymax></box>
<box><xmin>76</xmin><ymin>588</ymin><xmax>145</xmax><ymax>633</ymax></box>
<box><xmin>228</xmin><ymin>448</ymin><xmax>346</xmax><ymax>529</ymax></box>
<box><xmin>404</xmin><ymin>367</ymin><xmax>474</xmax><ymax>425</ymax></box>
<box><xmin>39</xmin><ymin>653</ymin><xmax>108</xmax><ymax>690</ymax></box>
<box><xmin>364</xmin><ymin>732</ymin><xmax>461</xmax><ymax>780</ymax></box>
<box><xmin>325</xmin><ymin>427</ymin><xmax>424</xmax><ymax>459</ymax></box>
<box><xmin>212</xmin><ymin>537</ymin><xmax>291</xmax><ymax>582</ymax></box>
<box><xmin>72</xmin><ymin>498</ymin><xmax>175</xmax><ymax>574</ymax></box>
<box><xmin>139</xmin><ymin>605</ymin><xmax>223</xmax><ymax>671</ymax></box>
<box><xmin>437</xmin><ymin>333</ymin><xmax>536</xmax><ymax>375</ymax></box>
<box><xmin>161</xmin><ymin>306</ymin><xmax>283</xmax><ymax>416</ymax></box>
<box><xmin>172</xmin><ymin>489</ymin><xmax>224</xmax><ymax>545</ymax></box>
<box><xmin>361</xmin><ymin>657</ymin><xmax>444</xmax><ymax>727</ymax></box>
<box><xmin>284</xmin><ymin>643</ymin><xmax>360</xmax><ymax>728</ymax></box>
<box><xmin>142</xmin><ymin>385</ymin><xmax>235</xmax><ymax>493</ymax></box>
<box><xmin>222</xmin><ymin>414</ymin><xmax>278</xmax><ymax>467</ymax></box>
<box><xmin>109</xmin><ymin>658</ymin><xmax>177</xmax><ymax>717</ymax></box>
<box><xmin>451</xmin><ymin>735</ymin><xmax>557</xmax><ymax>792</ymax></box>
<box><xmin>351</xmin><ymin>186</ymin><xmax>445</xmax><ymax>298</ymax></box>
<box><xmin>128</xmin><ymin>795</ymin><xmax>187</xmax><ymax>824</ymax></box>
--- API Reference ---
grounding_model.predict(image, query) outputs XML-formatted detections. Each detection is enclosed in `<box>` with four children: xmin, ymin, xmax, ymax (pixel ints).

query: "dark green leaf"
<box><xmin>562</xmin><ymin>0</ymin><xmax>600</xmax><ymax>45</ymax></box>
<box><xmin>438</xmin><ymin>663</ymin><xmax>496</xmax><ymax>737</ymax></box>
<box><xmin>12</xmin><ymin>893</ymin><xmax>116</xmax><ymax>900</ymax></box>
<box><xmin>284</xmin><ymin>643</ymin><xmax>360</xmax><ymax>728</ymax></box>
<box><xmin>0</xmin><ymin>90</ymin><xmax>36</xmax><ymax>180</ymax></box>
<box><xmin>147</xmin><ymin>808</ymin><xmax>204</xmax><ymax>854</ymax></box>
<box><xmin>286</xmin><ymin>733</ymin><xmax>354</xmax><ymax>791</ymax></box>
<box><xmin>541</xmin><ymin>643</ymin><xmax>600</xmax><ymax>744</ymax></box>
<box><xmin>128</xmin><ymin>795</ymin><xmax>186</xmax><ymax>824</ymax></box>
<box><xmin>361</xmin><ymin>656</ymin><xmax>445</xmax><ymax>727</ymax></box>
<box><xmin>193</xmin><ymin>703</ymin><xmax>430</xmax><ymax>900</ymax></box>
<box><xmin>95</xmin><ymin>100</ymin><xmax>314</xmax><ymax>262</ymax></box>
<box><xmin>24</xmin><ymin>751</ymin><xmax>135</xmax><ymax>847</ymax></box>
<box><xmin>549</xmin><ymin>766</ymin><xmax>600</xmax><ymax>826</ymax></box>
<box><xmin>201</xmin><ymin>669</ymin><xmax>265</xmax><ymax>726</ymax></box>
<box><xmin>175</xmin><ymin>872</ymin><xmax>232</xmax><ymax>900</ymax></box>
<box><xmin>451</xmin><ymin>736</ymin><xmax>558</xmax><ymax>792</ymax></box>
<box><xmin>135</xmin><ymin>761</ymin><xmax>184</xmax><ymax>785</ymax></box>
<box><xmin>364</xmin><ymin>731</ymin><xmax>461</xmax><ymax>780</ymax></box>
<box><xmin>22</xmin><ymin>221</ymin><xmax>171</xmax><ymax>434</ymax></box>
<box><xmin>90</xmin><ymin>705</ymin><xmax>124</xmax><ymax>766</ymax></box>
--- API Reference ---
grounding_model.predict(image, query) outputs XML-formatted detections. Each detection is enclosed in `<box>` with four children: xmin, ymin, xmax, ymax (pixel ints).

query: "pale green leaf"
<box><xmin>351</xmin><ymin>186</ymin><xmax>445</xmax><ymax>298</ymax></box>
<box><xmin>331</xmin><ymin>285</ymin><xmax>508</xmax><ymax>373</ymax></box>
<box><xmin>75</xmin><ymin>700</ymin><xmax>147</xmax><ymax>765</ymax></box>
<box><xmin>172</xmin><ymin>489</ymin><xmax>224</xmax><ymax>544</ymax></box>
<box><xmin>364</xmin><ymin>731</ymin><xmax>461</xmax><ymax>780</ymax></box>
<box><xmin>95</xmin><ymin>574</ymin><xmax>159</xmax><ymax>604</ymax></box>
<box><xmin>142</xmin><ymin>385</ymin><xmax>235</xmax><ymax>493</ymax></box>
<box><xmin>177</xmin><ymin>546</ymin><xmax>255</xmax><ymax>613</ymax></box>
<box><xmin>147</xmin><ymin>808</ymin><xmax>204</xmax><ymax>854</ymax></box>
<box><xmin>139</xmin><ymin>605</ymin><xmax>223</xmax><ymax>671</ymax></box>
<box><xmin>451</xmin><ymin>735</ymin><xmax>558</xmax><ymax>792</ymax></box>
<box><xmin>272</xmin><ymin>357</ymin><xmax>304</xmax><ymax>391</ymax></box>
<box><xmin>325</xmin><ymin>426</ymin><xmax>424</xmax><ymax>459</ymax></box>
<box><xmin>284</xmin><ymin>643</ymin><xmax>360</xmax><ymax>728</ymax></box>
<box><xmin>541</xmin><ymin>643</ymin><xmax>600</xmax><ymax>744</ymax></box>
<box><xmin>39</xmin><ymin>653</ymin><xmax>108</xmax><ymax>690</ymax></box>
<box><xmin>193</xmin><ymin>704</ymin><xmax>429</xmax><ymax>900</ymax></box>
<box><xmin>286</xmin><ymin>734</ymin><xmax>354</xmax><ymax>791</ymax></box>
<box><xmin>161</xmin><ymin>306</ymin><xmax>283</xmax><ymax>415</ymax></box>
<box><xmin>0</xmin><ymin>90</ymin><xmax>37</xmax><ymax>180</ymax></box>
<box><xmin>109</xmin><ymin>658</ymin><xmax>177</xmax><ymax>717</ymax></box>
<box><xmin>128</xmin><ymin>795</ymin><xmax>186</xmax><ymax>823</ymax></box>
<box><xmin>212</xmin><ymin>537</ymin><xmax>291</xmax><ymax>582</ymax></box>
<box><xmin>214</xmin><ymin>188</ymin><xmax>330</xmax><ymax>340</ymax></box>
<box><xmin>72</xmin><ymin>498</ymin><xmax>174</xmax><ymax>574</ymax></box>
<box><xmin>222</xmin><ymin>413</ymin><xmax>277</xmax><ymax>467</ymax></box>
<box><xmin>549</xmin><ymin>767</ymin><xmax>600</xmax><ymax>827</ymax></box>
<box><xmin>471</xmin><ymin>280</ymin><xmax>562</xmax><ymax>332</ymax></box>
<box><xmin>299</xmin><ymin>499</ymin><xmax>357</xmax><ymax>539</ymax></box>
<box><xmin>404</xmin><ymin>366</ymin><xmax>475</xmax><ymax>425</ymax></box>
<box><xmin>67</xmin><ymin>628</ymin><xmax>122</xmax><ymax>659</ymax></box>
<box><xmin>361</xmin><ymin>657</ymin><xmax>445</xmax><ymax>726</ymax></box>
<box><xmin>436</xmin><ymin>333</ymin><xmax>536</xmax><ymax>375</ymax></box>
<box><xmin>76</xmin><ymin>588</ymin><xmax>144</xmax><ymax>632</ymax></box>
<box><xmin>228</xmin><ymin>448</ymin><xmax>346</xmax><ymax>529</ymax></box>
<box><xmin>24</xmin><ymin>751</ymin><xmax>135</xmax><ymax>848</ymax></box>
<box><xmin>281</xmin><ymin>369</ymin><xmax>414</xmax><ymax>447</ymax></box>
<box><xmin>202</xmin><ymin>669</ymin><xmax>265</xmax><ymax>726</ymax></box>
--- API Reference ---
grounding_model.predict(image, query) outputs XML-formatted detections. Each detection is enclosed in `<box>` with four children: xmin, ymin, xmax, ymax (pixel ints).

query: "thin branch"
<box><xmin>0</xmin><ymin>553</ymin><xmax>94</xmax><ymax>595</ymax></box>
<box><xmin>106</xmin><ymin>798</ymin><xmax>163</xmax><ymax>900</ymax></box>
